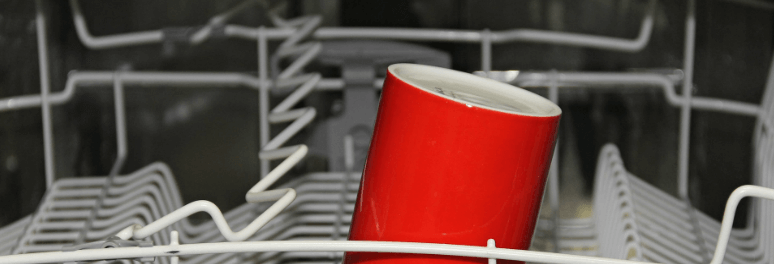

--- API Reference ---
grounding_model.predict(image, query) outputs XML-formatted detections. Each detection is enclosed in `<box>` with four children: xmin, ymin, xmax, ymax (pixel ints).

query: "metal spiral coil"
<box><xmin>111</xmin><ymin>14</ymin><xmax>323</xmax><ymax>246</ymax></box>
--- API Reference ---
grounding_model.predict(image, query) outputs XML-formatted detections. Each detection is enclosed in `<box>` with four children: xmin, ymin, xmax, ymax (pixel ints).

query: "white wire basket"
<box><xmin>1</xmin><ymin>0</ymin><xmax>774</xmax><ymax>263</ymax></box>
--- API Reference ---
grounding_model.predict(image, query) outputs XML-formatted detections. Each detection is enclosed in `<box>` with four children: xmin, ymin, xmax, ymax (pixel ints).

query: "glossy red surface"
<box><xmin>344</xmin><ymin>66</ymin><xmax>560</xmax><ymax>264</ymax></box>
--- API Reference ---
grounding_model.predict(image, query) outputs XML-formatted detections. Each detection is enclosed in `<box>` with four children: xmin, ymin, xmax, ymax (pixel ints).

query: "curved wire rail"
<box><xmin>68</xmin><ymin>0</ymin><xmax>656</xmax><ymax>51</ymax></box>
<box><xmin>0</xmin><ymin>184</ymin><xmax>773</xmax><ymax>264</ymax></box>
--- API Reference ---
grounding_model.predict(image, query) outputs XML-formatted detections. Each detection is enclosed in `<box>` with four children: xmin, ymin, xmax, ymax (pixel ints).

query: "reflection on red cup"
<box><xmin>344</xmin><ymin>64</ymin><xmax>562</xmax><ymax>264</ymax></box>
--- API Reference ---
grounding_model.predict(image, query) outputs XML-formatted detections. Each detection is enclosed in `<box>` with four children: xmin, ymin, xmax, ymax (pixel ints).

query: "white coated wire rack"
<box><xmin>1</xmin><ymin>0</ymin><xmax>774</xmax><ymax>263</ymax></box>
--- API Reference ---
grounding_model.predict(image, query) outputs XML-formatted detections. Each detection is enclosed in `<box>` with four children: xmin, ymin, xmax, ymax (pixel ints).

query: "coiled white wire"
<box><xmin>114</xmin><ymin>13</ymin><xmax>323</xmax><ymax>245</ymax></box>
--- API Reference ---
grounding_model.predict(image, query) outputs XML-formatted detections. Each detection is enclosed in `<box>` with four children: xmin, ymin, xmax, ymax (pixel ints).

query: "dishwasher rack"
<box><xmin>1</xmin><ymin>0</ymin><xmax>774</xmax><ymax>263</ymax></box>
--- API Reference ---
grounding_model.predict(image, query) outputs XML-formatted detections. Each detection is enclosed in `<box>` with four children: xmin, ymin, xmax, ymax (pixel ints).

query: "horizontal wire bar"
<box><xmin>0</xmin><ymin>240</ymin><xmax>653</xmax><ymax>264</ymax></box>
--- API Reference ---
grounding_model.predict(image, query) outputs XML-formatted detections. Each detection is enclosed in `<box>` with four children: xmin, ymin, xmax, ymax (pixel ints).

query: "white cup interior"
<box><xmin>388</xmin><ymin>64</ymin><xmax>561</xmax><ymax>117</ymax></box>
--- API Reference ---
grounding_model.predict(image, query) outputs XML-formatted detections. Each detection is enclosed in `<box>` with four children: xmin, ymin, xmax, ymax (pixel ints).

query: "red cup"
<box><xmin>344</xmin><ymin>64</ymin><xmax>561</xmax><ymax>264</ymax></box>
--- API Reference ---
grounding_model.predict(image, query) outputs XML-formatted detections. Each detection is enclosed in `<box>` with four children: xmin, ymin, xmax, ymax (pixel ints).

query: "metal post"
<box><xmin>35</xmin><ymin>0</ymin><xmax>55</xmax><ymax>189</ymax></box>
<box><xmin>678</xmin><ymin>0</ymin><xmax>696</xmax><ymax>201</ymax></box>
<box><xmin>547</xmin><ymin>69</ymin><xmax>560</xmax><ymax>252</ymax></box>
<box><xmin>481</xmin><ymin>29</ymin><xmax>492</xmax><ymax>72</ymax></box>
<box><xmin>677</xmin><ymin>0</ymin><xmax>711</xmax><ymax>261</ymax></box>
<box><xmin>259</xmin><ymin>27</ymin><xmax>270</xmax><ymax>178</ymax></box>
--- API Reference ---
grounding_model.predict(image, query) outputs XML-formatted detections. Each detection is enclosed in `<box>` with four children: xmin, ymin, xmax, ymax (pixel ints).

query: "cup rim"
<box><xmin>388</xmin><ymin>63</ymin><xmax>562</xmax><ymax>117</ymax></box>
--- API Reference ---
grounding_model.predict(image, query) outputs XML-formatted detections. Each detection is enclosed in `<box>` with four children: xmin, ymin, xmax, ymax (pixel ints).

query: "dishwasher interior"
<box><xmin>0</xmin><ymin>0</ymin><xmax>773</xmax><ymax>263</ymax></box>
